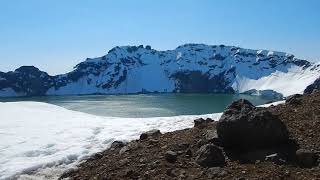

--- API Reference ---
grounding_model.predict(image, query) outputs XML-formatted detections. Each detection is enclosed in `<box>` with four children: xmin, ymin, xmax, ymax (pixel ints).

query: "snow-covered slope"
<box><xmin>1</xmin><ymin>44</ymin><xmax>319</xmax><ymax>97</ymax></box>
<box><xmin>0</xmin><ymin>101</ymin><xmax>222</xmax><ymax>179</ymax></box>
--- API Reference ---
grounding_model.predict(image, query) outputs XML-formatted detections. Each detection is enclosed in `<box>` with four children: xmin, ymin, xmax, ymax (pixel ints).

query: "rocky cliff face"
<box><xmin>1</xmin><ymin>44</ymin><xmax>319</xmax><ymax>97</ymax></box>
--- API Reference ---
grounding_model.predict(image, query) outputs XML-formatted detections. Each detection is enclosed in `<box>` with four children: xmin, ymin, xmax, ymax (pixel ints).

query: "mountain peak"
<box><xmin>1</xmin><ymin>43</ymin><xmax>319</xmax><ymax>97</ymax></box>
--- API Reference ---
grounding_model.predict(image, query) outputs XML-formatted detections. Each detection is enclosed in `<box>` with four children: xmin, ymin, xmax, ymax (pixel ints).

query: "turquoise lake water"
<box><xmin>0</xmin><ymin>93</ymin><xmax>276</xmax><ymax>118</ymax></box>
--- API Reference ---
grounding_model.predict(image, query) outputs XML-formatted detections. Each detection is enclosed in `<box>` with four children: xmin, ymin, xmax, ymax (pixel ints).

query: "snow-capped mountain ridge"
<box><xmin>0</xmin><ymin>44</ymin><xmax>319</xmax><ymax>97</ymax></box>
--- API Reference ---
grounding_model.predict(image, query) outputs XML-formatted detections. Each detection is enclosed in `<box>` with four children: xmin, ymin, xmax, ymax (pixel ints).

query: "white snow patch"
<box><xmin>258</xmin><ymin>100</ymin><xmax>285</xmax><ymax>107</ymax></box>
<box><xmin>0</xmin><ymin>102</ymin><xmax>221</xmax><ymax>179</ymax></box>
<box><xmin>176</xmin><ymin>52</ymin><xmax>182</xmax><ymax>60</ymax></box>
<box><xmin>232</xmin><ymin>66</ymin><xmax>319</xmax><ymax>97</ymax></box>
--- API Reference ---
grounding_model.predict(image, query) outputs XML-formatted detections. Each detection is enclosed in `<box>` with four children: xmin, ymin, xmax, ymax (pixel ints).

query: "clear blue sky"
<box><xmin>1</xmin><ymin>0</ymin><xmax>319</xmax><ymax>75</ymax></box>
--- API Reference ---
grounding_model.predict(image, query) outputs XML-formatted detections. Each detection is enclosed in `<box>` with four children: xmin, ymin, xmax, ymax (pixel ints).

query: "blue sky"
<box><xmin>0</xmin><ymin>0</ymin><xmax>319</xmax><ymax>75</ymax></box>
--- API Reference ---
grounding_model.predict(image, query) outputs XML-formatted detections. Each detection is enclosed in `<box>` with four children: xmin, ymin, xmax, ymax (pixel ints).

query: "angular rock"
<box><xmin>140</xmin><ymin>129</ymin><xmax>161</xmax><ymax>140</ymax></box>
<box><xmin>196</xmin><ymin>144</ymin><xmax>225</xmax><ymax>167</ymax></box>
<box><xmin>206</xmin><ymin>129</ymin><xmax>223</xmax><ymax>146</ymax></box>
<box><xmin>165</xmin><ymin>151</ymin><xmax>178</xmax><ymax>163</ymax></box>
<box><xmin>216</xmin><ymin>99</ymin><xmax>289</xmax><ymax>149</ymax></box>
<box><xmin>205</xmin><ymin>129</ymin><xmax>218</xmax><ymax>140</ymax></box>
<box><xmin>296</xmin><ymin>149</ymin><xmax>317</xmax><ymax>168</ymax></box>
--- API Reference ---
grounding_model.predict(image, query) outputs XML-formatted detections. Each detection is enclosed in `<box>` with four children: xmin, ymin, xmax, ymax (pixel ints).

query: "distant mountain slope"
<box><xmin>1</xmin><ymin>44</ymin><xmax>319</xmax><ymax>97</ymax></box>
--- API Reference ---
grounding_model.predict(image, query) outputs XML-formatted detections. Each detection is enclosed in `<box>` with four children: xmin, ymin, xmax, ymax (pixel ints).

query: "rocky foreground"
<box><xmin>61</xmin><ymin>90</ymin><xmax>320</xmax><ymax>180</ymax></box>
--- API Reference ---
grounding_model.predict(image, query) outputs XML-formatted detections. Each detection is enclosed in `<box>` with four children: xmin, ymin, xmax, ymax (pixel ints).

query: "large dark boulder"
<box><xmin>216</xmin><ymin>99</ymin><xmax>289</xmax><ymax>149</ymax></box>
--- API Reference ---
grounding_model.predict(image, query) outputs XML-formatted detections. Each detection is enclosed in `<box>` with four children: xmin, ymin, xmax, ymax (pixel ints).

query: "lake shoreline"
<box><xmin>62</xmin><ymin>90</ymin><xmax>320</xmax><ymax>179</ymax></box>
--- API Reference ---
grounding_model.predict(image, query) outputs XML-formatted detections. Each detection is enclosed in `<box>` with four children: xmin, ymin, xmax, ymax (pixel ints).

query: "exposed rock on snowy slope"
<box><xmin>304</xmin><ymin>76</ymin><xmax>320</xmax><ymax>94</ymax></box>
<box><xmin>1</xmin><ymin>44</ymin><xmax>319</xmax><ymax>97</ymax></box>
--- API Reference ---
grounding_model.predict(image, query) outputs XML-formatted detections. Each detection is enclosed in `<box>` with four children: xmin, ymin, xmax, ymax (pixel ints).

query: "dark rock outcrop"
<box><xmin>304</xmin><ymin>77</ymin><xmax>320</xmax><ymax>94</ymax></box>
<box><xmin>171</xmin><ymin>70</ymin><xmax>235</xmax><ymax>93</ymax></box>
<box><xmin>194</xmin><ymin>118</ymin><xmax>213</xmax><ymax>129</ymax></box>
<box><xmin>286</xmin><ymin>94</ymin><xmax>303</xmax><ymax>105</ymax></box>
<box><xmin>216</xmin><ymin>99</ymin><xmax>289</xmax><ymax>149</ymax></box>
<box><xmin>0</xmin><ymin>66</ymin><xmax>54</xmax><ymax>96</ymax></box>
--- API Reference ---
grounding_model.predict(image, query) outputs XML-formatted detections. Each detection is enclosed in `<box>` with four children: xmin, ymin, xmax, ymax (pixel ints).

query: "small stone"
<box><xmin>110</xmin><ymin>141</ymin><xmax>125</xmax><ymax>150</ymax></box>
<box><xmin>140</xmin><ymin>133</ymin><xmax>148</xmax><ymax>140</ymax></box>
<box><xmin>125</xmin><ymin>169</ymin><xmax>134</xmax><ymax>177</ymax></box>
<box><xmin>196</xmin><ymin>144</ymin><xmax>225</xmax><ymax>167</ymax></box>
<box><xmin>186</xmin><ymin>149</ymin><xmax>192</xmax><ymax>157</ymax></box>
<box><xmin>165</xmin><ymin>151</ymin><xmax>178</xmax><ymax>163</ymax></box>
<box><xmin>236</xmin><ymin>177</ymin><xmax>246</xmax><ymax>180</ymax></box>
<box><xmin>178</xmin><ymin>143</ymin><xmax>190</xmax><ymax>150</ymax></box>
<box><xmin>206</xmin><ymin>167</ymin><xmax>228</xmax><ymax>178</ymax></box>
<box><xmin>153</xmin><ymin>160</ymin><xmax>160</xmax><ymax>164</ymax></box>
<box><xmin>139</xmin><ymin>158</ymin><xmax>145</xmax><ymax>163</ymax></box>
<box><xmin>166</xmin><ymin>168</ymin><xmax>178</xmax><ymax>177</ymax></box>
<box><xmin>138</xmin><ymin>164</ymin><xmax>146</xmax><ymax>168</ymax></box>
<box><xmin>140</xmin><ymin>129</ymin><xmax>162</xmax><ymax>140</ymax></box>
<box><xmin>119</xmin><ymin>146</ymin><xmax>129</xmax><ymax>155</ymax></box>
<box><xmin>296</xmin><ymin>149</ymin><xmax>317</xmax><ymax>168</ymax></box>
<box><xmin>177</xmin><ymin>151</ymin><xmax>184</xmax><ymax>155</ymax></box>
<box><xmin>284</xmin><ymin>170</ymin><xmax>290</xmax><ymax>176</ymax></box>
<box><xmin>128</xmin><ymin>141</ymin><xmax>141</xmax><ymax>150</ymax></box>
<box><xmin>119</xmin><ymin>158</ymin><xmax>130</xmax><ymax>166</ymax></box>
<box><xmin>161</xmin><ymin>145</ymin><xmax>168</xmax><ymax>149</ymax></box>
<box><xmin>94</xmin><ymin>152</ymin><xmax>103</xmax><ymax>159</ymax></box>
<box><xmin>149</xmin><ymin>139</ymin><xmax>159</xmax><ymax>145</ymax></box>
<box><xmin>144</xmin><ymin>171</ymin><xmax>150</xmax><ymax>178</ymax></box>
